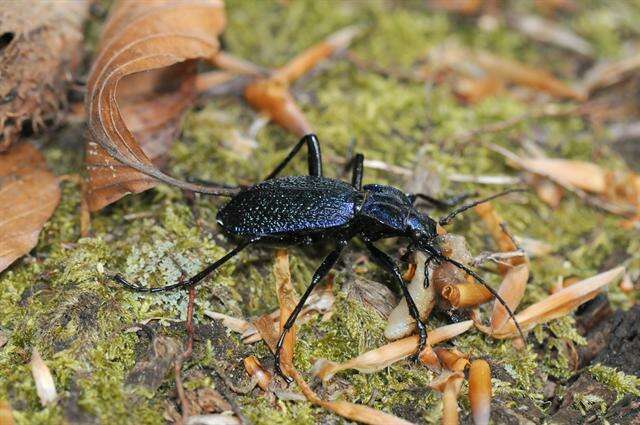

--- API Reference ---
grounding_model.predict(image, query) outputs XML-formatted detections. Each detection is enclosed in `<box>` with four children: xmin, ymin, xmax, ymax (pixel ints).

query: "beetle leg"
<box><xmin>363</xmin><ymin>240</ymin><xmax>428</xmax><ymax>356</ymax></box>
<box><xmin>111</xmin><ymin>240</ymin><xmax>256</xmax><ymax>293</ymax></box>
<box><xmin>344</xmin><ymin>153</ymin><xmax>364</xmax><ymax>190</ymax></box>
<box><xmin>263</xmin><ymin>133</ymin><xmax>323</xmax><ymax>180</ymax></box>
<box><xmin>274</xmin><ymin>240</ymin><xmax>346</xmax><ymax>383</ymax></box>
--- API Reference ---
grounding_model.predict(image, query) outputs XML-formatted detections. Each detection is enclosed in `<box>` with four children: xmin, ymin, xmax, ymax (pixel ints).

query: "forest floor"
<box><xmin>1</xmin><ymin>1</ymin><xmax>639</xmax><ymax>424</ymax></box>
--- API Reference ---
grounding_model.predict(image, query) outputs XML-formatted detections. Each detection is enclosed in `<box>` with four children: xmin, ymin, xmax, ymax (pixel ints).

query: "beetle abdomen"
<box><xmin>217</xmin><ymin>176</ymin><xmax>358</xmax><ymax>237</ymax></box>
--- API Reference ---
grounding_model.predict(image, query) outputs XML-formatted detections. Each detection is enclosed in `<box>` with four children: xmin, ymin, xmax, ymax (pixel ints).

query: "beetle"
<box><xmin>113</xmin><ymin>133</ymin><xmax>524</xmax><ymax>382</ymax></box>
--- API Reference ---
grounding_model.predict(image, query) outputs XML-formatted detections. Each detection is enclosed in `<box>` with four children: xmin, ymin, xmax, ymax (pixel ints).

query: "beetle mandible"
<box><xmin>113</xmin><ymin>134</ymin><xmax>524</xmax><ymax>382</ymax></box>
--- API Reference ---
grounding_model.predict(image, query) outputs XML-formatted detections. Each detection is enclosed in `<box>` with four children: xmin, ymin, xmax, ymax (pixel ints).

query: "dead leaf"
<box><xmin>429</xmin><ymin>370</ymin><xmax>465</xmax><ymax>425</ymax></box>
<box><xmin>385</xmin><ymin>251</ymin><xmax>436</xmax><ymax>340</ymax></box>
<box><xmin>244</xmin><ymin>26</ymin><xmax>361</xmax><ymax>136</ymax></box>
<box><xmin>243</xmin><ymin>356</ymin><xmax>272</xmax><ymax>391</ymax></box>
<box><xmin>468</xmin><ymin>359</ymin><xmax>492</xmax><ymax>425</ymax></box>
<box><xmin>426</xmin><ymin>0</ymin><xmax>482</xmax><ymax>15</ymax></box>
<box><xmin>0</xmin><ymin>143</ymin><xmax>60</xmax><ymax>272</ymax></box>
<box><xmin>490</xmin><ymin>264</ymin><xmax>530</xmax><ymax>331</ymax></box>
<box><xmin>311</xmin><ymin>321</ymin><xmax>473</xmax><ymax>381</ymax></box>
<box><xmin>473</xmin><ymin>51</ymin><xmax>585</xmax><ymax>101</ymax></box>
<box><xmin>30</xmin><ymin>348</ymin><xmax>57</xmax><ymax>406</ymax></box>
<box><xmin>274</xmin><ymin>249</ymin><xmax>297</xmax><ymax>372</ymax></box>
<box><xmin>509</xmin><ymin>14</ymin><xmax>594</xmax><ymax>57</ymax></box>
<box><xmin>84</xmin><ymin>0</ymin><xmax>235</xmax><ymax>211</ymax></box>
<box><xmin>486</xmin><ymin>266</ymin><xmax>625</xmax><ymax>338</ymax></box>
<box><xmin>425</xmin><ymin>43</ymin><xmax>584</xmax><ymax>101</ymax></box>
<box><xmin>491</xmin><ymin>144</ymin><xmax>639</xmax><ymax>216</ymax></box>
<box><xmin>0</xmin><ymin>1</ymin><xmax>89</xmax><ymax>151</ymax></box>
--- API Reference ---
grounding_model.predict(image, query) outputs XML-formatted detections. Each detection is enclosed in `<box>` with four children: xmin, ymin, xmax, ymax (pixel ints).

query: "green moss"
<box><xmin>572</xmin><ymin>393</ymin><xmax>607</xmax><ymax>415</ymax></box>
<box><xmin>588</xmin><ymin>364</ymin><xmax>640</xmax><ymax>402</ymax></box>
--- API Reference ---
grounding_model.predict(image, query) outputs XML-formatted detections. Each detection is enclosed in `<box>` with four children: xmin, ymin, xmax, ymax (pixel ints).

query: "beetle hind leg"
<box><xmin>264</xmin><ymin>133</ymin><xmax>323</xmax><ymax>180</ymax></box>
<box><xmin>111</xmin><ymin>240</ymin><xmax>255</xmax><ymax>293</ymax></box>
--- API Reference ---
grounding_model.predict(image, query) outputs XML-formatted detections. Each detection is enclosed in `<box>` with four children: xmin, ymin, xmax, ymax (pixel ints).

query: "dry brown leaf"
<box><xmin>244</xmin><ymin>26</ymin><xmax>360</xmax><ymax>136</ymax></box>
<box><xmin>274</xmin><ymin>249</ymin><xmax>297</xmax><ymax>372</ymax></box>
<box><xmin>487</xmin><ymin>266</ymin><xmax>625</xmax><ymax>338</ymax></box>
<box><xmin>243</xmin><ymin>356</ymin><xmax>272</xmax><ymax>391</ymax></box>
<box><xmin>474</xmin><ymin>203</ymin><xmax>519</xmax><ymax>259</ymax></box>
<box><xmin>441</xmin><ymin>283</ymin><xmax>494</xmax><ymax>309</ymax></box>
<box><xmin>30</xmin><ymin>348</ymin><xmax>57</xmax><ymax>406</ymax></box>
<box><xmin>491</xmin><ymin>144</ymin><xmax>639</xmax><ymax>216</ymax></box>
<box><xmin>454</xmin><ymin>76</ymin><xmax>504</xmax><ymax>104</ymax></box>
<box><xmin>0</xmin><ymin>143</ymin><xmax>60</xmax><ymax>272</ymax></box>
<box><xmin>385</xmin><ymin>251</ymin><xmax>436</xmax><ymax>340</ymax></box>
<box><xmin>311</xmin><ymin>321</ymin><xmax>473</xmax><ymax>381</ymax></box>
<box><xmin>473</xmin><ymin>51</ymin><xmax>585</xmax><ymax>101</ymax></box>
<box><xmin>426</xmin><ymin>43</ymin><xmax>584</xmax><ymax>101</ymax></box>
<box><xmin>0</xmin><ymin>1</ymin><xmax>89</xmax><ymax>151</ymax></box>
<box><xmin>426</xmin><ymin>0</ymin><xmax>482</xmax><ymax>15</ymax></box>
<box><xmin>84</xmin><ymin>0</ymin><xmax>235</xmax><ymax>211</ymax></box>
<box><xmin>490</xmin><ymin>264</ymin><xmax>530</xmax><ymax>331</ymax></box>
<box><xmin>529</xmin><ymin>175</ymin><xmax>564</xmax><ymax>208</ymax></box>
<box><xmin>434</xmin><ymin>348</ymin><xmax>469</xmax><ymax>373</ymax></box>
<box><xmin>429</xmin><ymin>370</ymin><xmax>465</xmax><ymax>425</ymax></box>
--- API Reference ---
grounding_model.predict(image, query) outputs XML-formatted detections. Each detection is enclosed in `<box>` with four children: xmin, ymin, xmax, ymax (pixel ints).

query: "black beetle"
<box><xmin>113</xmin><ymin>134</ymin><xmax>524</xmax><ymax>381</ymax></box>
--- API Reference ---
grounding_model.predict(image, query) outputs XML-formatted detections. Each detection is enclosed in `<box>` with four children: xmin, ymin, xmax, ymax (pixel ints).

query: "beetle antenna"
<box><xmin>434</xmin><ymin>253</ymin><xmax>526</xmax><ymax>342</ymax></box>
<box><xmin>438</xmin><ymin>188</ymin><xmax>527</xmax><ymax>226</ymax></box>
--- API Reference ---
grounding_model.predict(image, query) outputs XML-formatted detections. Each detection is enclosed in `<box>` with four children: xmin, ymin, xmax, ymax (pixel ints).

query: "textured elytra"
<box><xmin>217</xmin><ymin>176</ymin><xmax>359</xmax><ymax>236</ymax></box>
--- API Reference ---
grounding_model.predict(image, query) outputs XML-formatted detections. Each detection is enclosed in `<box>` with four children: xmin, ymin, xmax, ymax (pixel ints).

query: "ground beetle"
<box><xmin>113</xmin><ymin>134</ymin><xmax>524</xmax><ymax>382</ymax></box>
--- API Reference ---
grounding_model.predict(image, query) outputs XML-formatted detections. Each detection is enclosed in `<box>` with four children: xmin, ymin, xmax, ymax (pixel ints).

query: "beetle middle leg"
<box><xmin>274</xmin><ymin>240</ymin><xmax>347</xmax><ymax>383</ymax></box>
<box><xmin>363</xmin><ymin>240</ymin><xmax>428</xmax><ymax>356</ymax></box>
<box><xmin>111</xmin><ymin>239</ymin><xmax>257</xmax><ymax>292</ymax></box>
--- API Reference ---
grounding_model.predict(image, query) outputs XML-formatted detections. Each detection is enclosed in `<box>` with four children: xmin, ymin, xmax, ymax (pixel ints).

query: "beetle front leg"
<box><xmin>363</xmin><ymin>240</ymin><xmax>427</xmax><ymax>354</ymax></box>
<box><xmin>274</xmin><ymin>241</ymin><xmax>346</xmax><ymax>383</ymax></box>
